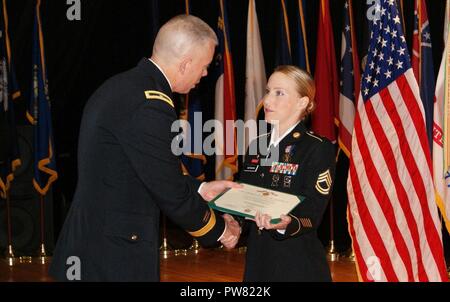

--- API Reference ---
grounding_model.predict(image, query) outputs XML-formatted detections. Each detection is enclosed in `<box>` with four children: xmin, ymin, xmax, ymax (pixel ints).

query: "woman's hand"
<box><xmin>254</xmin><ymin>211</ymin><xmax>292</xmax><ymax>231</ymax></box>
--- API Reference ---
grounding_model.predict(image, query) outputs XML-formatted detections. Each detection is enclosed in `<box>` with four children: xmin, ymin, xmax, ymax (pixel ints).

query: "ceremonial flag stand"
<box><xmin>326</xmin><ymin>198</ymin><xmax>339</xmax><ymax>262</ymax></box>
<box><xmin>3</xmin><ymin>191</ymin><xmax>16</xmax><ymax>266</ymax></box>
<box><xmin>160</xmin><ymin>215</ymin><xmax>175</xmax><ymax>259</ymax></box>
<box><xmin>36</xmin><ymin>194</ymin><xmax>49</xmax><ymax>264</ymax></box>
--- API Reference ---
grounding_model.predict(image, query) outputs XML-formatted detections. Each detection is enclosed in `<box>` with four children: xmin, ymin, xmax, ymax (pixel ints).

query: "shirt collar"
<box><xmin>269</xmin><ymin>122</ymin><xmax>301</xmax><ymax>147</ymax></box>
<box><xmin>148</xmin><ymin>58</ymin><xmax>172</xmax><ymax>91</ymax></box>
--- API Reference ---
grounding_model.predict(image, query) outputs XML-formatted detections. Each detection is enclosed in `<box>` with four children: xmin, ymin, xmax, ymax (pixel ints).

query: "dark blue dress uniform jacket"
<box><xmin>240</xmin><ymin>122</ymin><xmax>336</xmax><ymax>282</ymax></box>
<box><xmin>49</xmin><ymin>59</ymin><xmax>225</xmax><ymax>281</ymax></box>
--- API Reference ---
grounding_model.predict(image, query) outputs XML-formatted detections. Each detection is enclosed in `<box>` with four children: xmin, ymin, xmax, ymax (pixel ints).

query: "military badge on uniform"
<box><xmin>270</xmin><ymin>162</ymin><xmax>299</xmax><ymax>175</ymax></box>
<box><xmin>283</xmin><ymin>176</ymin><xmax>292</xmax><ymax>188</ymax></box>
<box><xmin>244</xmin><ymin>164</ymin><xmax>259</xmax><ymax>173</ymax></box>
<box><xmin>292</xmin><ymin>132</ymin><xmax>301</xmax><ymax>139</ymax></box>
<box><xmin>315</xmin><ymin>169</ymin><xmax>332</xmax><ymax>195</ymax></box>
<box><xmin>283</xmin><ymin>145</ymin><xmax>296</xmax><ymax>162</ymax></box>
<box><xmin>244</xmin><ymin>156</ymin><xmax>260</xmax><ymax>172</ymax></box>
<box><xmin>271</xmin><ymin>174</ymin><xmax>280</xmax><ymax>187</ymax></box>
<box><xmin>251</xmin><ymin>157</ymin><xmax>259</xmax><ymax>164</ymax></box>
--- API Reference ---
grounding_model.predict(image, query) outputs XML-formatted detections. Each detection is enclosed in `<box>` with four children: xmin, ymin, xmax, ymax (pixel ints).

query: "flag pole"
<box><xmin>182</xmin><ymin>2</ymin><xmax>204</xmax><ymax>257</ymax></box>
<box><xmin>326</xmin><ymin>148</ymin><xmax>340</xmax><ymax>262</ymax></box>
<box><xmin>37</xmin><ymin>194</ymin><xmax>49</xmax><ymax>264</ymax></box>
<box><xmin>3</xmin><ymin>190</ymin><xmax>17</xmax><ymax>266</ymax></box>
<box><xmin>326</xmin><ymin>197</ymin><xmax>339</xmax><ymax>262</ymax></box>
<box><xmin>342</xmin><ymin>245</ymin><xmax>356</xmax><ymax>262</ymax></box>
<box><xmin>343</xmin><ymin>205</ymin><xmax>356</xmax><ymax>262</ymax></box>
<box><xmin>159</xmin><ymin>215</ymin><xmax>175</xmax><ymax>259</ymax></box>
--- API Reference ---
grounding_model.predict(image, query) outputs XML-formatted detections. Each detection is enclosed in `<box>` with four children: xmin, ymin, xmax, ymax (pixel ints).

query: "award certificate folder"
<box><xmin>209</xmin><ymin>183</ymin><xmax>304</xmax><ymax>223</ymax></box>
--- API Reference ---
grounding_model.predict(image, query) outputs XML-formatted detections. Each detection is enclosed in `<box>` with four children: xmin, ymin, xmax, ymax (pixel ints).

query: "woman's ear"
<box><xmin>298</xmin><ymin>96</ymin><xmax>309</xmax><ymax>112</ymax></box>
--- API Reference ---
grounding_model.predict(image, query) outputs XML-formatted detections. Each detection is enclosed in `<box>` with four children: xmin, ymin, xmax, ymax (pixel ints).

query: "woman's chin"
<box><xmin>265</xmin><ymin>119</ymin><xmax>280</xmax><ymax>126</ymax></box>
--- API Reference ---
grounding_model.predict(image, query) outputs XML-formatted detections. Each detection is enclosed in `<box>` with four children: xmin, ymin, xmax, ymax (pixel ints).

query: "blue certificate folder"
<box><xmin>208</xmin><ymin>183</ymin><xmax>304</xmax><ymax>224</ymax></box>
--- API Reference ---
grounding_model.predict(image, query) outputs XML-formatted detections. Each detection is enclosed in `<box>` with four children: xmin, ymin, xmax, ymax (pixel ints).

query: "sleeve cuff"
<box><xmin>198</xmin><ymin>182</ymin><xmax>207</xmax><ymax>194</ymax></box>
<box><xmin>217</xmin><ymin>222</ymin><xmax>227</xmax><ymax>241</ymax></box>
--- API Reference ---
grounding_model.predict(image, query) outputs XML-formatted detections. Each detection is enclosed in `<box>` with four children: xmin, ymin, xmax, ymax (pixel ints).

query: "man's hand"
<box><xmin>220</xmin><ymin>214</ymin><xmax>241</xmax><ymax>249</ymax></box>
<box><xmin>254</xmin><ymin>211</ymin><xmax>292</xmax><ymax>231</ymax></box>
<box><xmin>199</xmin><ymin>181</ymin><xmax>243</xmax><ymax>201</ymax></box>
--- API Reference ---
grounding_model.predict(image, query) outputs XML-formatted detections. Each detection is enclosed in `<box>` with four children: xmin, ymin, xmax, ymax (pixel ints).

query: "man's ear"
<box><xmin>179</xmin><ymin>58</ymin><xmax>191</xmax><ymax>75</ymax></box>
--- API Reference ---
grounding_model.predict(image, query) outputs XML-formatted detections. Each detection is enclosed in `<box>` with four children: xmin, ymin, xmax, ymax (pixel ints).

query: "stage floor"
<box><xmin>0</xmin><ymin>248</ymin><xmax>358</xmax><ymax>282</ymax></box>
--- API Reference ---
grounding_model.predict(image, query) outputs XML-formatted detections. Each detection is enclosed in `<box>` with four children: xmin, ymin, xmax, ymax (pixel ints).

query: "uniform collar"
<box><xmin>148</xmin><ymin>58</ymin><xmax>172</xmax><ymax>90</ymax></box>
<box><xmin>269</xmin><ymin>122</ymin><xmax>305</xmax><ymax>147</ymax></box>
<box><xmin>136</xmin><ymin>58</ymin><xmax>172</xmax><ymax>95</ymax></box>
<box><xmin>283</xmin><ymin>122</ymin><xmax>307</xmax><ymax>144</ymax></box>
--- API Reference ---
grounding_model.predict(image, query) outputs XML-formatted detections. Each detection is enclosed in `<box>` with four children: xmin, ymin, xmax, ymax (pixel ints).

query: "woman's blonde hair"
<box><xmin>273</xmin><ymin>65</ymin><xmax>316</xmax><ymax>118</ymax></box>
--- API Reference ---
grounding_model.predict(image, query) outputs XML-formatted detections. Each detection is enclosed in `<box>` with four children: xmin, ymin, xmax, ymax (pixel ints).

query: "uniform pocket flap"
<box><xmin>103</xmin><ymin>210</ymin><xmax>154</xmax><ymax>243</ymax></box>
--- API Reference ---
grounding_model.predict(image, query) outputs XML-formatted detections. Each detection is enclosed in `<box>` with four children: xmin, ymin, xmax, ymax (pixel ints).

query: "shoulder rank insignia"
<box><xmin>144</xmin><ymin>90</ymin><xmax>174</xmax><ymax>108</ymax></box>
<box><xmin>315</xmin><ymin>169</ymin><xmax>332</xmax><ymax>195</ymax></box>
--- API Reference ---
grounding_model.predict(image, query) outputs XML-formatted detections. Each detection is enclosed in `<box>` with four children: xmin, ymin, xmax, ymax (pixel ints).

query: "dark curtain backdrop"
<box><xmin>5</xmin><ymin>0</ymin><xmax>448</xmax><ymax>251</ymax></box>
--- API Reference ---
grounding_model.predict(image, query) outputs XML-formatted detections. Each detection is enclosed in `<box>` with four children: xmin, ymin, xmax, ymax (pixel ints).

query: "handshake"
<box><xmin>198</xmin><ymin>180</ymin><xmax>292</xmax><ymax>249</ymax></box>
<box><xmin>198</xmin><ymin>180</ymin><xmax>243</xmax><ymax>249</ymax></box>
<box><xmin>220</xmin><ymin>214</ymin><xmax>241</xmax><ymax>249</ymax></box>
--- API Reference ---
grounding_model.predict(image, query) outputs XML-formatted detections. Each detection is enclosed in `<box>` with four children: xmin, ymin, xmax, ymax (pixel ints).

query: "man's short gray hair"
<box><xmin>153</xmin><ymin>15</ymin><xmax>218</xmax><ymax>61</ymax></box>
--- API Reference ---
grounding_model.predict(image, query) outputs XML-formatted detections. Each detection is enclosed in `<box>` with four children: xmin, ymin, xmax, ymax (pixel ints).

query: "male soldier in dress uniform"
<box><xmin>49</xmin><ymin>15</ymin><xmax>240</xmax><ymax>282</ymax></box>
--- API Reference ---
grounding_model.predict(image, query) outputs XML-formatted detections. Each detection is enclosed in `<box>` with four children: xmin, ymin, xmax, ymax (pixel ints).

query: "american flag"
<box><xmin>338</xmin><ymin>0</ymin><xmax>360</xmax><ymax>157</ymax></box>
<box><xmin>347</xmin><ymin>0</ymin><xmax>447</xmax><ymax>281</ymax></box>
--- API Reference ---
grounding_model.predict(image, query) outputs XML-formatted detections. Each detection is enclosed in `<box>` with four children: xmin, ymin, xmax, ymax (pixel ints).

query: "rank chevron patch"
<box><xmin>315</xmin><ymin>169</ymin><xmax>332</xmax><ymax>195</ymax></box>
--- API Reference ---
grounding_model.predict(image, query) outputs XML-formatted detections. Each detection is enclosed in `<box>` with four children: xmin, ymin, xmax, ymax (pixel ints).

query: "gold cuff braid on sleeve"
<box><xmin>289</xmin><ymin>214</ymin><xmax>301</xmax><ymax>236</ymax></box>
<box><xmin>188</xmin><ymin>209</ymin><xmax>216</xmax><ymax>237</ymax></box>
